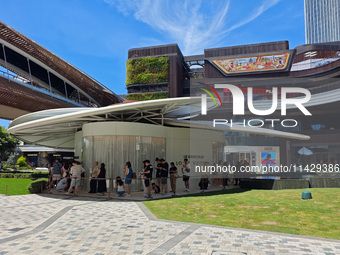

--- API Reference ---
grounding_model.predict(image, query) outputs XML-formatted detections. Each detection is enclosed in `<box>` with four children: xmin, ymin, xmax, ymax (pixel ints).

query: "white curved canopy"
<box><xmin>8</xmin><ymin>97</ymin><xmax>310</xmax><ymax>149</ymax></box>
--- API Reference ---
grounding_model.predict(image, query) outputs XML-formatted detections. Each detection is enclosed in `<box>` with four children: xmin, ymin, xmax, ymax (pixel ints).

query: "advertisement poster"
<box><xmin>261</xmin><ymin>152</ymin><xmax>277</xmax><ymax>168</ymax></box>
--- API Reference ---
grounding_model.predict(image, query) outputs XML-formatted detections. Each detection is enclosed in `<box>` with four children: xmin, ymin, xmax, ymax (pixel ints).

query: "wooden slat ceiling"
<box><xmin>0</xmin><ymin>21</ymin><xmax>122</xmax><ymax>106</ymax></box>
<box><xmin>0</xmin><ymin>76</ymin><xmax>75</xmax><ymax>120</ymax></box>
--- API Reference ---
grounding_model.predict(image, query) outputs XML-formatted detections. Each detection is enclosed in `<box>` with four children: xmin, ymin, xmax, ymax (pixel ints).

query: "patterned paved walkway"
<box><xmin>0</xmin><ymin>194</ymin><xmax>339</xmax><ymax>255</ymax></box>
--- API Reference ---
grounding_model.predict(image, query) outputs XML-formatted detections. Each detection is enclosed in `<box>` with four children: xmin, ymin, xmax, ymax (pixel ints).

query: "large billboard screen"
<box><xmin>213</xmin><ymin>53</ymin><xmax>290</xmax><ymax>74</ymax></box>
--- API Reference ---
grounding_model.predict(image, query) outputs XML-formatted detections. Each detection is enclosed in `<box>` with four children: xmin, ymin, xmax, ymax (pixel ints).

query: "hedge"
<box><xmin>126</xmin><ymin>92</ymin><xmax>169</xmax><ymax>101</ymax></box>
<box><xmin>126</xmin><ymin>56</ymin><xmax>169</xmax><ymax>85</ymax></box>
<box><xmin>14</xmin><ymin>173</ymin><xmax>32</xmax><ymax>179</ymax></box>
<box><xmin>309</xmin><ymin>178</ymin><xmax>340</xmax><ymax>188</ymax></box>
<box><xmin>240</xmin><ymin>179</ymin><xmax>311</xmax><ymax>190</ymax></box>
<box><xmin>272</xmin><ymin>179</ymin><xmax>310</xmax><ymax>190</ymax></box>
<box><xmin>31</xmin><ymin>172</ymin><xmax>49</xmax><ymax>179</ymax></box>
<box><xmin>0</xmin><ymin>171</ymin><xmax>49</xmax><ymax>179</ymax></box>
<box><xmin>239</xmin><ymin>178</ymin><xmax>340</xmax><ymax>189</ymax></box>
<box><xmin>0</xmin><ymin>173</ymin><xmax>15</xmax><ymax>178</ymax></box>
<box><xmin>27</xmin><ymin>178</ymin><xmax>49</xmax><ymax>194</ymax></box>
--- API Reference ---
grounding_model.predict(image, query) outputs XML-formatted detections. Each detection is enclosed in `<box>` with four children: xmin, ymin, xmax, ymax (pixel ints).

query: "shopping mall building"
<box><xmin>3</xmin><ymin>20</ymin><xmax>339</xmax><ymax>190</ymax></box>
<box><xmin>125</xmin><ymin>41</ymin><xmax>340</xmax><ymax>168</ymax></box>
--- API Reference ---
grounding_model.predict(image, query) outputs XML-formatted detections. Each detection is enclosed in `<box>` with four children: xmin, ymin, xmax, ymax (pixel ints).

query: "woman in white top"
<box><xmin>181</xmin><ymin>159</ymin><xmax>191</xmax><ymax>192</ymax></box>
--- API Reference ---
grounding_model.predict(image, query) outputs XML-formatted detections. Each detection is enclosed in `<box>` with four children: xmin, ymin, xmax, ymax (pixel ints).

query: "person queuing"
<box><xmin>62</xmin><ymin>162</ymin><xmax>71</xmax><ymax>190</ymax></box>
<box><xmin>199</xmin><ymin>175</ymin><xmax>210</xmax><ymax>192</ymax></box>
<box><xmin>140</xmin><ymin>161</ymin><xmax>147</xmax><ymax>198</ymax></box>
<box><xmin>222</xmin><ymin>161</ymin><xmax>229</xmax><ymax>190</ymax></box>
<box><xmin>97</xmin><ymin>163</ymin><xmax>107</xmax><ymax>196</ymax></box>
<box><xmin>142</xmin><ymin>160</ymin><xmax>153</xmax><ymax>199</ymax></box>
<box><xmin>56</xmin><ymin>177</ymin><xmax>68</xmax><ymax>191</ymax></box>
<box><xmin>62</xmin><ymin>162</ymin><xmax>70</xmax><ymax>178</ymax></box>
<box><xmin>124</xmin><ymin>161</ymin><xmax>133</xmax><ymax>197</ymax></box>
<box><xmin>89</xmin><ymin>161</ymin><xmax>99</xmax><ymax>193</ymax></box>
<box><xmin>66</xmin><ymin>161</ymin><xmax>84</xmax><ymax>196</ymax></box>
<box><xmin>155</xmin><ymin>158</ymin><xmax>162</xmax><ymax>193</ymax></box>
<box><xmin>182</xmin><ymin>159</ymin><xmax>191</xmax><ymax>192</ymax></box>
<box><xmin>115</xmin><ymin>176</ymin><xmax>125</xmax><ymax>197</ymax></box>
<box><xmin>151</xmin><ymin>183</ymin><xmax>160</xmax><ymax>194</ymax></box>
<box><xmin>160</xmin><ymin>158</ymin><xmax>169</xmax><ymax>195</ymax></box>
<box><xmin>169</xmin><ymin>162</ymin><xmax>178</xmax><ymax>196</ymax></box>
<box><xmin>49</xmin><ymin>158</ymin><xmax>63</xmax><ymax>189</ymax></box>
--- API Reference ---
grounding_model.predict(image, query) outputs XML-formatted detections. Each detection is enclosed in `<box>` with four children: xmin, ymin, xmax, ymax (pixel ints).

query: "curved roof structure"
<box><xmin>0</xmin><ymin>21</ymin><xmax>122</xmax><ymax>119</ymax></box>
<box><xmin>8</xmin><ymin>97</ymin><xmax>309</xmax><ymax>149</ymax></box>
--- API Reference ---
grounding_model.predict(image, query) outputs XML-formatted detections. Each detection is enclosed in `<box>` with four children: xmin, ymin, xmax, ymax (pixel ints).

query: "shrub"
<box><xmin>17</xmin><ymin>156</ymin><xmax>27</xmax><ymax>167</ymax></box>
<box><xmin>126</xmin><ymin>92</ymin><xmax>169</xmax><ymax>101</ymax></box>
<box><xmin>27</xmin><ymin>178</ymin><xmax>49</xmax><ymax>193</ymax></box>
<box><xmin>0</xmin><ymin>173</ymin><xmax>14</xmax><ymax>178</ymax></box>
<box><xmin>0</xmin><ymin>169</ymin><xmax>12</xmax><ymax>173</ymax></box>
<box><xmin>1</xmin><ymin>162</ymin><xmax>8</xmax><ymax>169</ymax></box>
<box><xmin>17</xmin><ymin>166</ymin><xmax>31</xmax><ymax>170</ymax></box>
<box><xmin>0</xmin><ymin>172</ymin><xmax>48</xmax><ymax>179</ymax></box>
<box><xmin>126</xmin><ymin>56</ymin><xmax>169</xmax><ymax>85</ymax></box>
<box><xmin>14</xmin><ymin>173</ymin><xmax>32</xmax><ymax>179</ymax></box>
<box><xmin>32</xmin><ymin>171</ymin><xmax>49</xmax><ymax>179</ymax></box>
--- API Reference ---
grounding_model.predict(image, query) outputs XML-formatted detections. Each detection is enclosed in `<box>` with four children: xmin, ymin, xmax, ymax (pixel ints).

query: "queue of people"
<box><xmin>87</xmin><ymin>161</ymin><xmax>108</xmax><ymax>195</ymax></box>
<box><xmin>48</xmin><ymin>157</ymin><xmax>194</xmax><ymax>199</ymax></box>
<box><xmin>140</xmin><ymin>158</ymin><xmax>191</xmax><ymax>198</ymax></box>
<box><xmin>48</xmin><ymin>160</ymin><xmax>85</xmax><ymax>196</ymax></box>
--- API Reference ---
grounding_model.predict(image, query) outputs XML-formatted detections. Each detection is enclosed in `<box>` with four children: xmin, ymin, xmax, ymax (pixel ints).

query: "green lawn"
<box><xmin>143</xmin><ymin>188</ymin><xmax>340</xmax><ymax>240</ymax></box>
<box><xmin>0</xmin><ymin>178</ymin><xmax>33</xmax><ymax>196</ymax></box>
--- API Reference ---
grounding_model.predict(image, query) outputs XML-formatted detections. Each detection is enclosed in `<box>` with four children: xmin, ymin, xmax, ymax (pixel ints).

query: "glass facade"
<box><xmin>292</xmin><ymin>144</ymin><xmax>340</xmax><ymax>166</ymax></box>
<box><xmin>82</xmin><ymin>135</ymin><xmax>166</xmax><ymax>192</ymax></box>
<box><xmin>305</xmin><ymin>0</ymin><xmax>340</xmax><ymax>44</ymax></box>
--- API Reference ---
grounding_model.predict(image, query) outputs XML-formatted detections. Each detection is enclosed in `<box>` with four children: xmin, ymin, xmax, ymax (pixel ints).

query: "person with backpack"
<box><xmin>49</xmin><ymin>158</ymin><xmax>63</xmax><ymax>189</ymax></box>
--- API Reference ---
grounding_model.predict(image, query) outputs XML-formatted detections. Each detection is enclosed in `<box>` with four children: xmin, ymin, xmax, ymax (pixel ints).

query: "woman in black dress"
<box><xmin>97</xmin><ymin>163</ymin><xmax>107</xmax><ymax>195</ymax></box>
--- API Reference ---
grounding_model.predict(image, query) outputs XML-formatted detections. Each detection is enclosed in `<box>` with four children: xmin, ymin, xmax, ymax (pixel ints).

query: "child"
<box><xmin>151</xmin><ymin>183</ymin><xmax>160</xmax><ymax>194</ymax></box>
<box><xmin>115</xmin><ymin>176</ymin><xmax>125</xmax><ymax>197</ymax></box>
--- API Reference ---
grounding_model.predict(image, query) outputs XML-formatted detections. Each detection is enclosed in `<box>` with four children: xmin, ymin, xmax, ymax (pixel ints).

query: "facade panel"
<box><xmin>305</xmin><ymin>0</ymin><xmax>340</xmax><ymax>44</ymax></box>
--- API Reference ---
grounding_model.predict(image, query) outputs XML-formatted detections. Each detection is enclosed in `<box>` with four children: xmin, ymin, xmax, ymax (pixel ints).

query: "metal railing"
<box><xmin>0</xmin><ymin>69</ymin><xmax>85</xmax><ymax>107</ymax></box>
<box><xmin>46</xmin><ymin>175</ymin><xmax>231</xmax><ymax>199</ymax></box>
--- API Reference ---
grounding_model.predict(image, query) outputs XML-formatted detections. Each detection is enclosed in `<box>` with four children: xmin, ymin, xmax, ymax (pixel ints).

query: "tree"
<box><xmin>0</xmin><ymin>125</ymin><xmax>20</xmax><ymax>161</ymax></box>
<box><xmin>17</xmin><ymin>156</ymin><xmax>27</xmax><ymax>167</ymax></box>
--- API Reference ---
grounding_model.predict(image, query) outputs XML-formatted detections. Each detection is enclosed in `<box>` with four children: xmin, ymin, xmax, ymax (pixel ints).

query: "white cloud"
<box><xmin>226</xmin><ymin>0</ymin><xmax>281</xmax><ymax>32</ymax></box>
<box><xmin>104</xmin><ymin>0</ymin><xmax>280</xmax><ymax>55</ymax></box>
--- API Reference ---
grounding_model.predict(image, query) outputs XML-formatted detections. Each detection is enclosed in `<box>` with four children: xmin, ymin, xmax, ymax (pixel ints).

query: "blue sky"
<box><xmin>0</xmin><ymin>0</ymin><xmax>305</xmax><ymax>128</ymax></box>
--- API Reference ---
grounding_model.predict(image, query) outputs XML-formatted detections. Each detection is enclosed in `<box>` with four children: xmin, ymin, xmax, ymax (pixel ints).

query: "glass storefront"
<box><xmin>292</xmin><ymin>144</ymin><xmax>340</xmax><ymax>166</ymax></box>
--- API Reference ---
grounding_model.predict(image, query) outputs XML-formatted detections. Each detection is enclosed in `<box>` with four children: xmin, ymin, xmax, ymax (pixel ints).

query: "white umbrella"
<box><xmin>298</xmin><ymin>147</ymin><xmax>313</xmax><ymax>155</ymax></box>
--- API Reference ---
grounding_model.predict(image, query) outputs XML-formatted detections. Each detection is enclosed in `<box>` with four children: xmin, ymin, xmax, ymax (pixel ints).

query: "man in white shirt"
<box><xmin>66</xmin><ymin>161</ymin><xmax>84</xmax><ymax>196</ymax></box>
<box><xmin>182</xmin><ymin>159</ymin><xmax>191</xmax><ymax>192</ymax></box>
